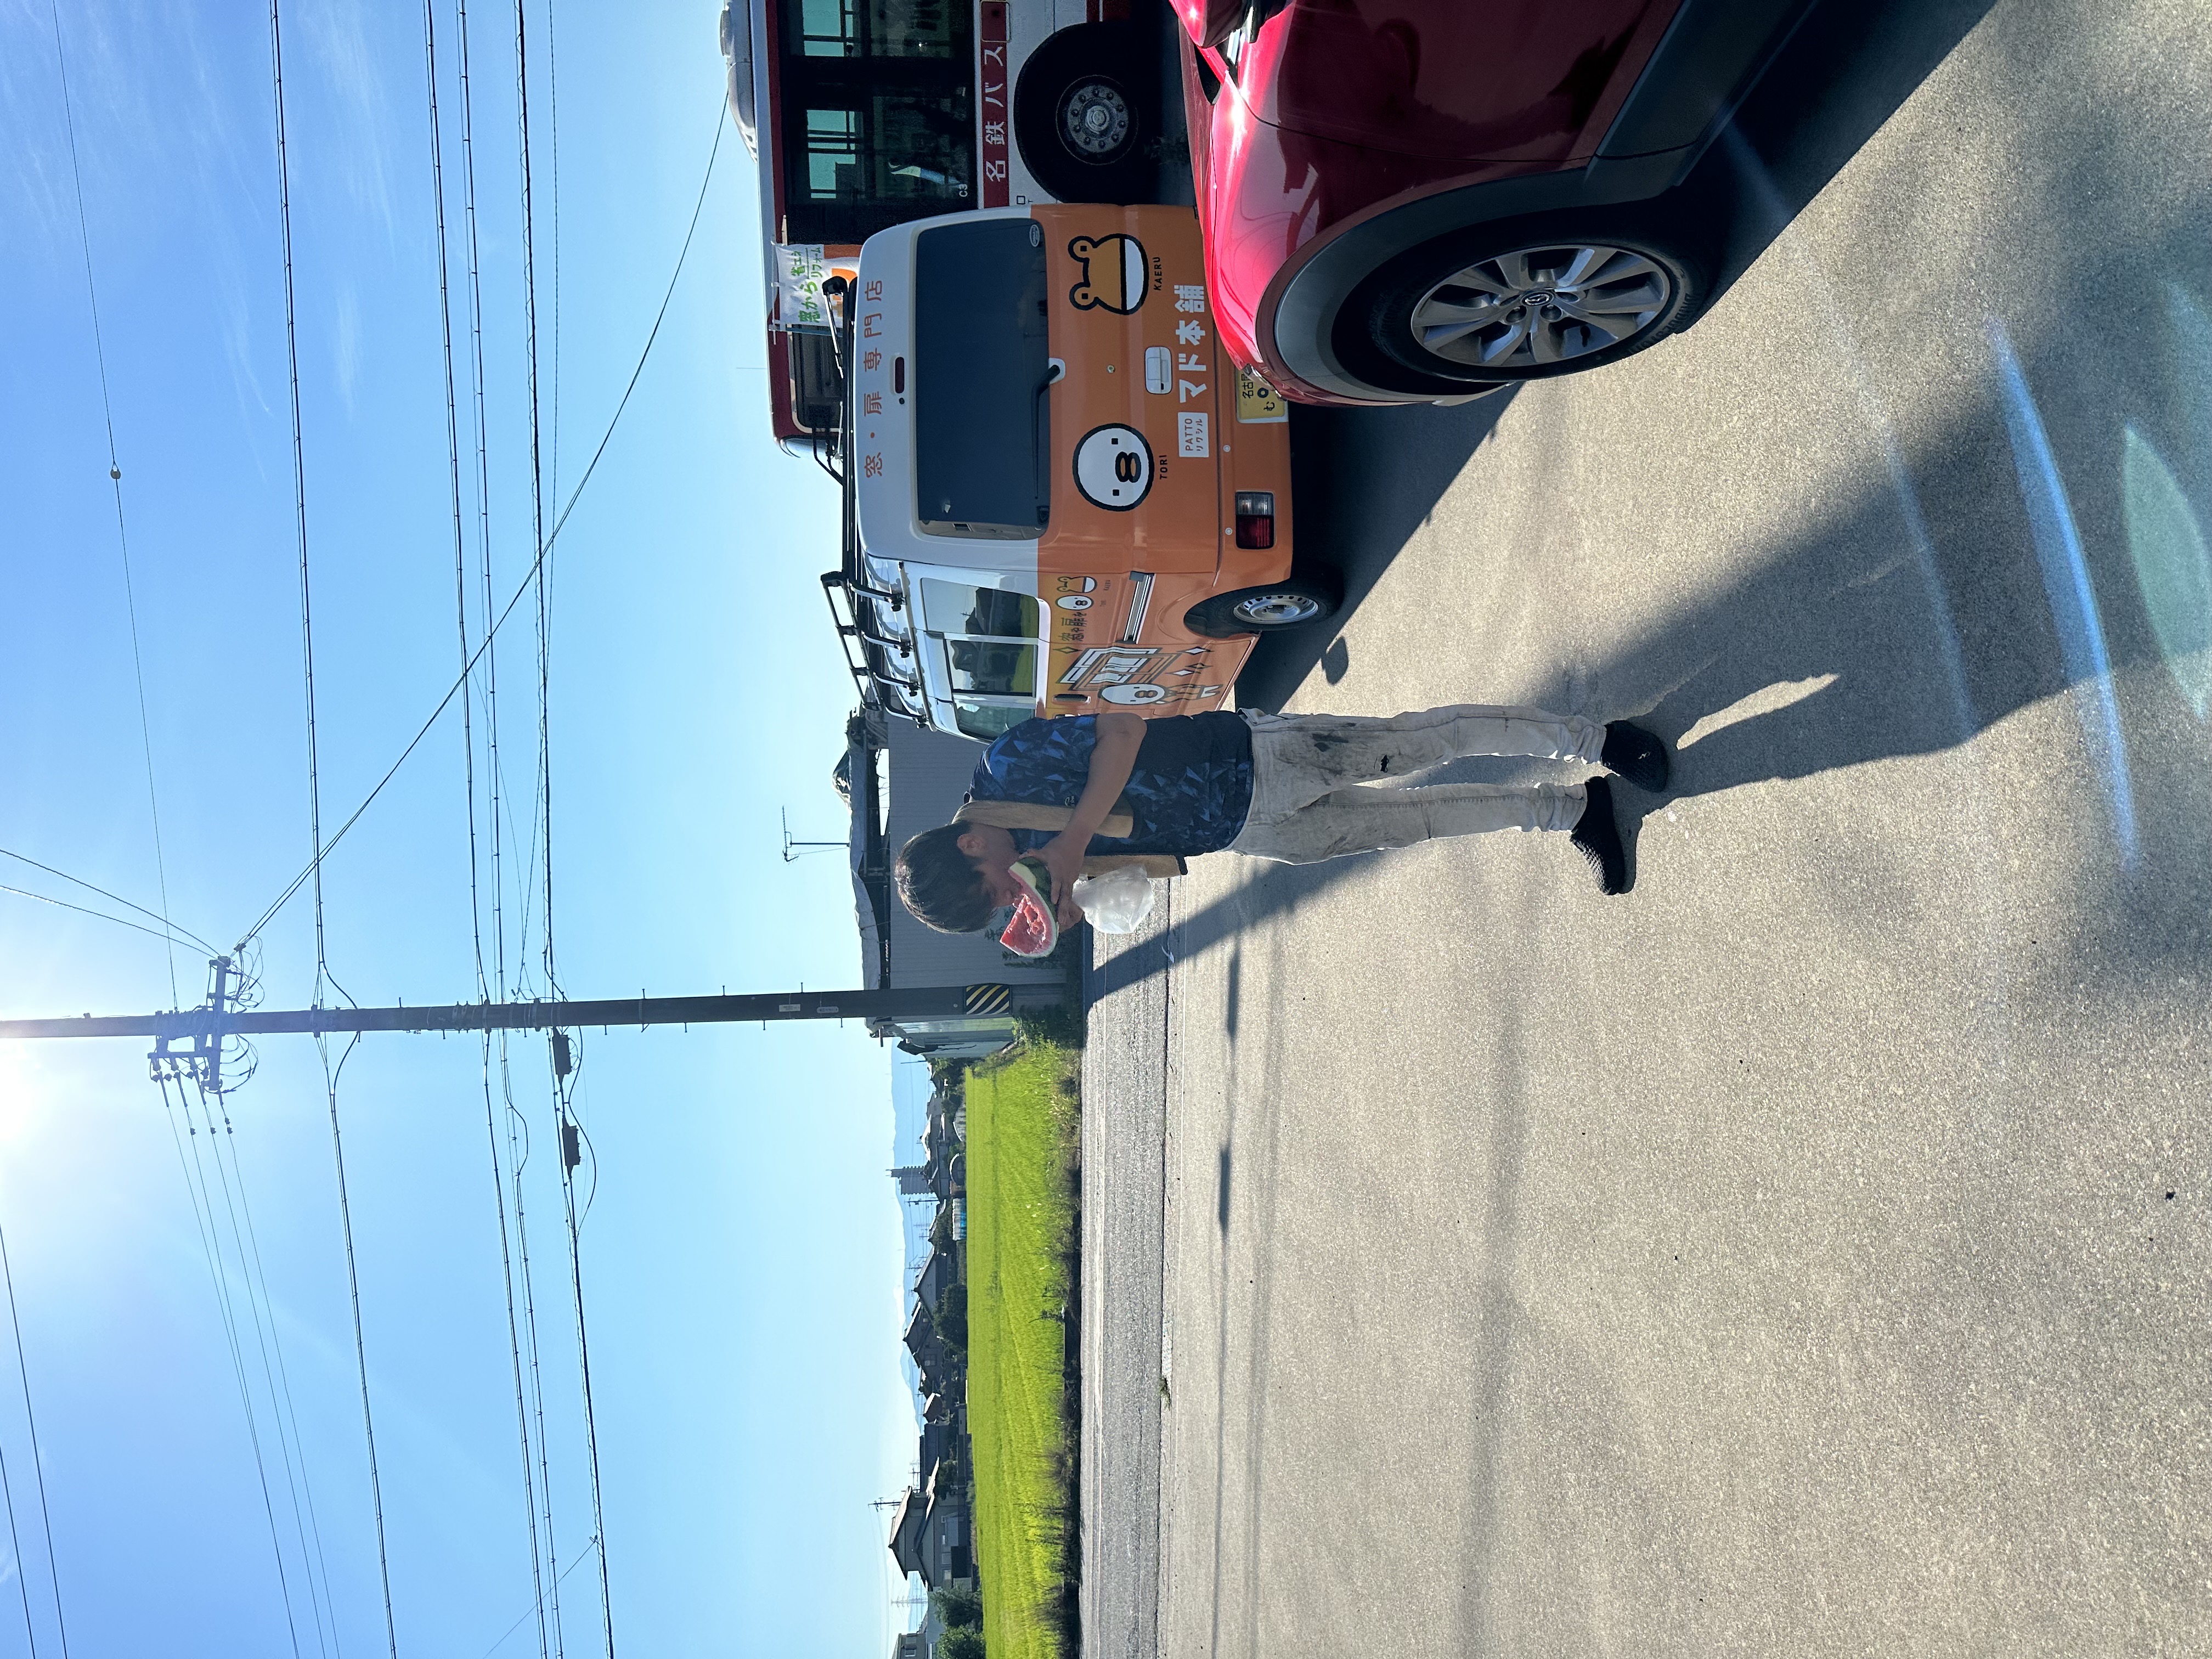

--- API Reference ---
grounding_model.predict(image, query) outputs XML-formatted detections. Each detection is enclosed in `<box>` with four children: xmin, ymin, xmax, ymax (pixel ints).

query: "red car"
<box><xmin>1173</xmin><ymin>1</ymin><xmax>1814</xmax><ymax>403</ymax></box>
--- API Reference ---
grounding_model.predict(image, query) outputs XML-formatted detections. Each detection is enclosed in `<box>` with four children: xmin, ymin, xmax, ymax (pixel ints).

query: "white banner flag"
<box><xmin>772</xmin><ymin>242</ymin><xmax>832</xmax><ymax>332</ymax></box>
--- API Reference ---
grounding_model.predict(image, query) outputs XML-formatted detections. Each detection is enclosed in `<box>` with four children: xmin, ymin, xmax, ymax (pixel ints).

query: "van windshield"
<box><xmin>913</xmin><ymin>219</ymin><xmax>1051</xmax><ymax>536</ymax></box>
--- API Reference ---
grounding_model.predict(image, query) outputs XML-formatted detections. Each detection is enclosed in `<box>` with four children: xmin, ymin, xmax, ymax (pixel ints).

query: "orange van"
<box><xmin>843</xmin><ymin>204</ymin><xmax>1336</xmax><ymax>741</ymax></box>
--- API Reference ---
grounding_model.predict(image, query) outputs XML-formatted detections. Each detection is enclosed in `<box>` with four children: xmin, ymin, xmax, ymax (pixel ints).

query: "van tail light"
<box><xmin>1234</xmin><ymin>491</ymin><xmax>1275</xmax><ymax>549</ymax></box>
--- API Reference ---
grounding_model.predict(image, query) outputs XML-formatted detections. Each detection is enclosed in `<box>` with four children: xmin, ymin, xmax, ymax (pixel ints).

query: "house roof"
<box><xmin>887</xmin><ymin>1486</ymin><xmax>926</xmax><ymax>1576</ymax></box>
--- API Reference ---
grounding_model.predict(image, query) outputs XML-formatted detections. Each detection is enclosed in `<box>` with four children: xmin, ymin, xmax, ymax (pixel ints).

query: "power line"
<box><xmin>0</xmin><ymin>848</ymin><xmax>217</xmax><ymax>960</ymax></box>
<box><xmin>233</xmin><ymin>98</ymin><xmax>727</xmax><ymax>956</ymax></box>
<box><xmin>543</xmin><ymin>0</ymin><xmax>562</xmax><ymax>507</ymax></box>
<box><xmin>426</xmin><ymin>8</ymin><xmax>556</xmax><ymax>1656</ymax></box>
<box><xmin>513</xmin><ymin>0</ymin><xmax>556</xmax><ymax>1003</ymax></box>
<box><xmin>481</xmin><ymin>1538</ymin><xmax>597</xmax><ymax>1659</ymax></box>
<box><xmin>267</xmin><ymin>5</ymin><xmax>399</xmax><ymax>1656</ymax></box>
<box><xmin>46</xmin><ymin>0</ymin><xmax>181</xmax><ymax>1009</ymax></box>
<box><xmin>0</xmin><ymin>1221</ymin><xmax>71</xmax><ymax>1659</ymax></box>
<box><xmin>193</xmin><ymin>1066</ymin><xmax>340</xmax><ymax>1659</ymax></box>
<box><xmin>157</xmin><ymin>1076</ymin><xmax>309</xmax><ymax>1659</ymax></box>
<box><xmin>0</xmin><ymin>883</ymin><xmax>212</xmax><ymax>955</ymax></box>
<box><xmin>0</xmin><ymin>1230</ymin><xmax>40</xmax><ymax>1659</ymax></box>
<box><xmin>510</xmin><ymin>22</ymin><xmax>611</xmax><ymax>1642</ymax></box>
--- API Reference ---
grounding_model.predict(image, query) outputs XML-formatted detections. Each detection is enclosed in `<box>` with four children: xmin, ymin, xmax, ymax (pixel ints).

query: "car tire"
<box><xmin>1012</xmin><ymin>22</ymin><xmax>1155</xmax><ymax>206</ymax></box>
<box><xmin>1334</xmin><ymin>208</ymin><xmax>1711</xmax><ymax>393</ymax></box>
<box><xmin>1184</xmin><ymin>578</ymin><xmax>1341</xmax><ymax>639</ymax></box>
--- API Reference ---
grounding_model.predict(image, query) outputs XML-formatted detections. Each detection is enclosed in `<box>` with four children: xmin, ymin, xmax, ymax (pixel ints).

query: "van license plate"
<box><xmin>1235</xmin><ymin>364</ymin><xmax>1287</xmax><ymax>424</ymax></box>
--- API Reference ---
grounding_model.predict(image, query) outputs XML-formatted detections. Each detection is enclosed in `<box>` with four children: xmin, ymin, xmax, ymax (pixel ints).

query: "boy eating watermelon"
<box><xmin>894</xmin><ymin>703</ymin><xmax>1668</xmax><ymax>936</ymax></box>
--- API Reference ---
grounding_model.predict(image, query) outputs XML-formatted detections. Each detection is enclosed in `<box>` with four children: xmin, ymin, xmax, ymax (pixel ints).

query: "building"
<box><xmin>891</xmin><ymin>1634</ymin><xmax>926</xmax><ymax>1659</ymax></box>
<box><xmin>839</xmin><ymin>707</ymin><xmax>1065</xmax><ymax>1057</ymax></box>
<box><xmin>913</xmin><ymin>1242</ymin><xmax>957</xmax><ymax>1316</ymax></box>
<box><xmin>904</xmin><ymin>1301</ymin><xmax>955</xmax><ymax>1398</ymax></box>
<box><xmin>887</xmin><ymin>1464</ymin><xmax>973</xmax><ymax>1590</ymax></box>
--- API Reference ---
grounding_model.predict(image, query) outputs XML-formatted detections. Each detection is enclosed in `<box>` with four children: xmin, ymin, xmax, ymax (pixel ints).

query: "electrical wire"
<box><xmin>268</xmin><ymin>4</ymin><xmax>399</xmax><ymax>1653</ymax></box>
<box><xmin>46</xmin><ymin>0</ymin><xmax>181</xmax><ymax>1011</ymax></box>
<box><xmin>429</xmin><ymin>6</ymin><xmax>556</xmax><ymax>1653</ymax></box>
<box><xmin>195</xmin><ymin>1075</ymin><xmax>339</xmax><ymax>1659</ymax></box>
<box><xmin>514</xmin><ymin>15</ymin><xmax>613</xmax><ymax>1646</ymax></box>
<box><xmin>0</xmin><ymin>1224</ymin><xmax>70</xmax><ymax>1659</ymax></box>
<box><xmin>514</xmin><ymin>0</ymin><xmax>557</xmax><ymax>1006</ymax></box>
<box><xmin>544</xmin><ymin>0</ymin><xmax>561</xmax><ymax>507</ymax></box>
<box><xmin>481</xmin><ymin>1538</ymin><xmax>597</xmax><ymax>1659</ymax></box>
<box><xmin>0</xmin><ymin>1240</ymin><xmax>39</xmax><ymax>1659</ymax></box>
<box><xmin>0</xmin><ymin>848</ymin><xmax>217</xmax><ymax>957</ymax></box>
<box><xmin>0</xmin><ymin>884</ymin><xmax>212</xmax><ymax>954</ymax></box>
<box><xmin>499</xmin><ymin>1041</ymin><xmax>566</xmax><ymax>1659</ymax></box>
<box><xmin>159</xmin><ymin>1076</ymin><xmax>308</xmax><ymax>1659</ymax></box>
<box><xmin>233</xmin><ymin>99</ymin><xmax>726</xmax><ymax>954</ymax></box>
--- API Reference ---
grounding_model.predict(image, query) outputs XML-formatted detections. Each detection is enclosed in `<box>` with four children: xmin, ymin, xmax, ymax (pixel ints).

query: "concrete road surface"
<box><xmin>1081</xmin><ymin>0</ymin><xmax>2212</xmax><ymax>1654</ymax></box>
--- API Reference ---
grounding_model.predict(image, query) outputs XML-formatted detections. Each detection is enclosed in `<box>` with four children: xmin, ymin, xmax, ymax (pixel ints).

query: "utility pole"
<box><xmin>781</xmin><ymin>806</ymin><xmax>847</xmax><ymax>862</ymax></box>
<box><xmin>0</xmin><ymin>956</ymin><xmax>1051</xmax><ymax>1094</ymax></box>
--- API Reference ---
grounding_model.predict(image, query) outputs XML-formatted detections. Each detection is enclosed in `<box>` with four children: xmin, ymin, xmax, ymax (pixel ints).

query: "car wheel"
<box><xmin>1012</xmin><ymin>23</ymin><xmax>1155</xmax><ymax>206</ymax></box>
<box><xmin>1339</xmin><ymin>212</ymin><xmax>1709</xmax><ymax>391</ymax></box>
<box><xmin>1184</xmin><ymin>578</ymin><xmax>1341</xmax><ymax>638</ymax></box>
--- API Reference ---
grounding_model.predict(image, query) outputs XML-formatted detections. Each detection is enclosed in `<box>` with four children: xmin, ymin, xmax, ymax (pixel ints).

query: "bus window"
<box><xmin>867</xmin><ymin>0</ymin><xmax>960</xmax><ymax>58</ymax></box>
<box><xmin>785</xmin><ymin>0</ymin><xmax>958</xmax><ymax>59</ymax></box>
<box><xmin>803</xmin><ymin>108</ymin><xmax>861</xmax><ymax>198</ymax></box>
<box><xmin>795</xmin><ymin>0</ymin><xmax>855</xmax><ymax>55</ymax></box>
<box><xmin>785</xmin><ymin>91</ymin><xmax>974</xmax><ymax>234</ymax></box>
<box><xmin>915</xmin><ymin>220</ymin><xmax>1050</xmax><ymax>535</ymax></box>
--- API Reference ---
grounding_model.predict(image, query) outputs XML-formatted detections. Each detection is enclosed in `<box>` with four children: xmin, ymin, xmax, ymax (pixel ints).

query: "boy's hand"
<box><xmin>1037</xmin><ymin>832</ymin><xmax>1088</xmax><ymax>928</ymax></box>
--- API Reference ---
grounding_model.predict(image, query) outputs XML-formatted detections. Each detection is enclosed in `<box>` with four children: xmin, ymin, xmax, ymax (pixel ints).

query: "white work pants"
<box><xmin>1225</xmin><ymin>704</ymin><xmax>1602</xmax><ymax>865</ymax></box>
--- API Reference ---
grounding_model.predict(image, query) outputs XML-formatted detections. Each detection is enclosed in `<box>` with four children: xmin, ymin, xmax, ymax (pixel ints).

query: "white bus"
<box><xmin>718</xmin><ymin>0</ymin><xmax>1170</xmax><ymax>453</ymax></box>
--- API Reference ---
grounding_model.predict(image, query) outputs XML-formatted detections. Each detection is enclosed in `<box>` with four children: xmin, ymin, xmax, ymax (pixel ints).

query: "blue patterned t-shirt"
<box><xmin>969</xmin><ymin>713</ymin><xmax>1254</xmax><ymax>856</ymax></box>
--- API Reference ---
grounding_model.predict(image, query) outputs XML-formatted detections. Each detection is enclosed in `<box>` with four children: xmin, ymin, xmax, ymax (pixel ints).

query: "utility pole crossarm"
<box><xmin>0</xmin><ymin>983</ymin><xmax>1028</xmax><ymax>1043</ymax></box>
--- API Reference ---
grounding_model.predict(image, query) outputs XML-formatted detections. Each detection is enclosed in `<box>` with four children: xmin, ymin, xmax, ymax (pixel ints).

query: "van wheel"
<box><xmin>1185</xmin><ymin>579</ymin><xmax>1340</xmax><ymax>638</ymax></box>
<box><xmin>1012</xmin><ymin>22</ymin><xmax>1155</xmax><ymax>206</ymax></box>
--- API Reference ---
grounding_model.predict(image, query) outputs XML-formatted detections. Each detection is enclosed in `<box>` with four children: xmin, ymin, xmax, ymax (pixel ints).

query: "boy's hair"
<box><xmin>895</xmin><ymin>823</ymin><xmax>993</xmax><ymax>934</ymax></box>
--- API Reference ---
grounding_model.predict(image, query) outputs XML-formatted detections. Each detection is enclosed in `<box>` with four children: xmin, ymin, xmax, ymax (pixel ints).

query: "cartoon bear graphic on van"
<box><xmin>1067</xmin><ymin>233</ymin><xmax>1149</xmax><ymax>314</ymax></box>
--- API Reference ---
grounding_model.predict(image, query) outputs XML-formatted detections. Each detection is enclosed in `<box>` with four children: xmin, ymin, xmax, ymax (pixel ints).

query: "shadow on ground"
<box><xmin>1685</xmin><ymin>0</ymin><xmax>2000</xmax><ymax>320</ymax></box>
<box><xmin>1095</xmin><ymin>289</ymin><xmax>2212</xmax><ymax>997</ymax></box>
<box><xmin>1236</xmin><ymin>392</ymin><xmax>1518</xmax><ymax>711</ymax></box>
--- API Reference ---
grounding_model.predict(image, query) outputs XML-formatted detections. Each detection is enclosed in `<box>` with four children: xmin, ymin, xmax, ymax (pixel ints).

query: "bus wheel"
<box><xmin>1013</xmin><ymin>22</ymin><xmax>1154</xmax><ymax>205</ymax></box>
<box><xmin>1184</xmin><ymin>579</ymin><xmax>1341</xmax><ymax>637</ymax></box>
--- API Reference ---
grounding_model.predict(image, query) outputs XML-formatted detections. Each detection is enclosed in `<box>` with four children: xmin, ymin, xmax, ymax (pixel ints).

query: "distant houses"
<box><xmin>887</xmin><ymin>1079</ymin><xmax>975</xmax><ymax>1592</ymax></box>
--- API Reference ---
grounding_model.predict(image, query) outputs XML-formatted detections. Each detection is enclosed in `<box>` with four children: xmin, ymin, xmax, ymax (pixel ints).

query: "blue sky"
<box><xmin>0</xmin><ymin>1</ymin><xmax>920</xmax><ymax>1653</ymax></box>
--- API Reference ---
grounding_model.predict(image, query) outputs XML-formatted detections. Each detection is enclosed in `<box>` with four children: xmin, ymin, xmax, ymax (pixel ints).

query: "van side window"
<box><xmin>946</xmin><ymin>639</ymin><xmax>1034</xmax><ymax>697</ymax></box>
<box><xmin>919</xmin><ymin>580</ymin><xmax>1039</xmax><ymax>739</ymax></box>
<box><xmin>919</xmin><ymin>581</ymin><xmax>1038</xmax><ymax>641</ymax></box>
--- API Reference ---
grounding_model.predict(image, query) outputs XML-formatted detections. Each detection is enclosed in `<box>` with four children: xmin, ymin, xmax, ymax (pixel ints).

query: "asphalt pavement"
<box><xmin>1082</xmin><ymin>0</ymin><xmax>2212</xmax><ymax>1653</ymax></box>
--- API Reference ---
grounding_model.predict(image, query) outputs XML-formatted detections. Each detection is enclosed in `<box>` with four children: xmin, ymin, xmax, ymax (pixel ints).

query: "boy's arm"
<box><xmin>1036</xmin><ymin>713</ymin><xmax>1145</xmax><ymax>923</ymax></box>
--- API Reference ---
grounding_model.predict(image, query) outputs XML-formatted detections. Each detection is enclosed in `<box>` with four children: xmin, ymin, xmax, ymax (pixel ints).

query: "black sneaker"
<box><xmin>1570</xmin><ymin>776</ymin><xmax>1628</xmax><ymax>895</ymax></box>
<box><xmin>1601</xmin><ymin>720</ymin><xmax>1669</xmax><ymax>792</ymax></box>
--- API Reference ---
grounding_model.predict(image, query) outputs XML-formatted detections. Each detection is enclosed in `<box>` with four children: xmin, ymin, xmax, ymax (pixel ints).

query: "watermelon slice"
<box><xmin>999</xmin><ymin>855</ymin><xmax>1060</xmax><ymax>958</ymax></box>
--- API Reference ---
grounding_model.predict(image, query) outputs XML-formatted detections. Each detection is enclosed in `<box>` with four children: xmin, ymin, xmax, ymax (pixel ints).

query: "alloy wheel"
<box><xmin>1409</xmin><ymin>243</ymin><xmax>1675</xmax><ymax>370</ymax></box>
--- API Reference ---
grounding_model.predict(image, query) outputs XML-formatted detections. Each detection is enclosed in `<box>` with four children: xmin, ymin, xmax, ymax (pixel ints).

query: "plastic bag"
<box><xmin>1070</xmin><ymin>865</ymin><xmax>1156</xmax><ymax>934</ymax></box>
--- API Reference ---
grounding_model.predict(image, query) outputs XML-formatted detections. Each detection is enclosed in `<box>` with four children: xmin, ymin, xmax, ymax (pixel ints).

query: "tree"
<box><xmin>935</xmin><ymin>1628</ymin><xmax>984</xmax><ymax>1659</ymax></box>
<box><xmin>931</xmin><ymin>1282</ymin><xmax>969</xmax><ymax>1352</ymax></box>
<box><xmin>930</xmin><ymin>1586</ymin><xmax>982</xmax><ymax>1629</ymax></box>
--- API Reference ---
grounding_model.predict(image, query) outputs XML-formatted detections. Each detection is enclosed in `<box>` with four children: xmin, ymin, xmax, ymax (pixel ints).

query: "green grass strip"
<box><xmin>965</xmin><ymin>1039</ymin><xmax>1077</xmax><ymax>1659</ymax></box>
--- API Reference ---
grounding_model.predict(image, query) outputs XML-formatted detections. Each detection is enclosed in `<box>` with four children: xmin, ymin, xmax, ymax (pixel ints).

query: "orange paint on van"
<box><xmin>1028</xmin><ymin>205</ymin><xmax>1295</xmax><ymax>719</ymax></box>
